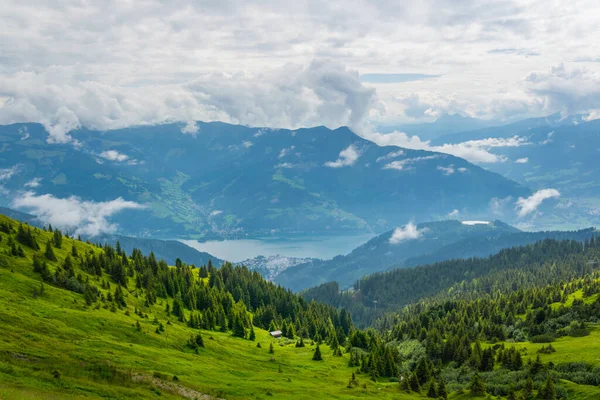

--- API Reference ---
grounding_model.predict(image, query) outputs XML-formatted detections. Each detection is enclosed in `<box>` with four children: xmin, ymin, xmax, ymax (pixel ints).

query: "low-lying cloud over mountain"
<box><xmin>1</xmin><ymin>0</ymin><xmax>599</xmax><ymax>152</ymax></box>
<box><xmin>12</xmin><ymin>192</ymin><xmax>146</xmax><ymax>236</ymax></box>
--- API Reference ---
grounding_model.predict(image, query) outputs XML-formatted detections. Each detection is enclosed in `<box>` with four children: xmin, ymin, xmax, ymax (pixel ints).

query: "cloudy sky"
<box><xmin>1</xmin><ymin>0</ymin><xmax>599</xmax><ymax>144</ymax></box>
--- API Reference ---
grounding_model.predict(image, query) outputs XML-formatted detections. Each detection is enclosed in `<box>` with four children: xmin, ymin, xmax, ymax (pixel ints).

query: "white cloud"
<box><xmin>539</xmin><ymin>131</ymin><xmax>554</xmax><ymax>145</ymax></box>
<box><xmin>0</xmin><ymin>165</ymin><xmax>19</xmax><ymax>181</ymax></box>
<box><xmin>437</xmin><ymin>165</ymin><xmax>455</xmax><ymax>175</ymax></box>
<box><xmin>325</xmin><ymin>144</ymin><xmax>361</xmax><ymax>168</ymax></box>
<box><xmin>375</xmin><ymin>149</ymin><xmax>404</xmax><ymax>163</ymax></box>
<box><xmin>276</xmin><ymin>162</ymin><xmax>294</xmax><ymax>168</ymax></box>
<box><xmin>12</xmin><ymin>192</ymin><xmax>146</xmax><ymax>236</ymax></box>
<box><xmin>389</xmin><ymin>222</ymin><xmax>425</xmax><ymax>244</ymax></box>
<box><xmin>181</xmin><ymin>120</ymin><xmax>199</xmax><ymax>135</ymax></box>
<box><xmin>368</xmin><ymin>131</ymin><xmax>530</xmax><ymax>164</ymax></box>
<box><xmin>1</xmin><ymin>1</ymin><xmax>600</xmax><ymax>138</ymax></box>
<box><xmin>584</xmin><ymin>110</ymin><xmax>600</xmax><ymax>121</ymax></box>
<box><xmin>24</xmin><ymin>178</ymin><xmax>41</xmax><ymax>188</ymax></box>
<box><xmin>242</xmin><ymin>141</ymin><xmax>254</xmax><ymax>148</ymax></box>
<box><xmin>0</xmin><ymin>59</ymin><xmax>377</xmax><ymax>144</ymax></box>
<box><xmin>515</xmin><ymin>189</ymin><xmax>560</xmax><ymax>218</ymax></box>
<box><xmin>515</xmin><ymin>157</ymin><xmax>529</xmax><ymax>163</ymax></box>
<box><xmin>462</xmin><ymin>220</ymin><xmax>490</xmax><ymax>225</ymax></box>
<box><xmin>489</xmin><ymin>196</ymin><xmax>513</xmax><ymax>217</ymax></box>
<box><xmin>278</xmin><ymin>146</ymin><xmax>295</xmax><ymax>158</ymax></box>
<box><xmin>382</xmin><ymin>155</ymin><xmax>440</xmax><ymax>171</ymax></box>
<box><xmin>210</xmin><ymin>210</ymin><xmax>223</xmax><ymax>217</ymax></box>
<box><xmin>18</xmin><ymin>126</ymin><xmax>29</xmax><ymax>140</ymax></box>
<box><xmin>525</xmin><ymin>64</ymin><xmax>600</xmax><ymax>116</ymax></box>
<box><xmin>99</xmin><ymin>150</ymin><xmax>129</xmax><ymax>162</ymax></box>
<box><xmin>447</xmin><ymin>209</ymin><xmax>460</xmax><ymax>218</ymax></box>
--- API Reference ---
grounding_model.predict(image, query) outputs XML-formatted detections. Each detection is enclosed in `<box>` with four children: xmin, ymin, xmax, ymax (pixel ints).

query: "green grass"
<box><xmin>2</xmin><ymin>215</ymin><xmax>600</xmax><ymax>399</ymax></box>
<box><xmin>489</xmin><ymin>326</ymin><xmax>600</xmax><ymax>366</ymax></box>
<box><xmin>0</xmin><ymin>218</ymin><xmax>417</xmax><ymax>400</ymax></box>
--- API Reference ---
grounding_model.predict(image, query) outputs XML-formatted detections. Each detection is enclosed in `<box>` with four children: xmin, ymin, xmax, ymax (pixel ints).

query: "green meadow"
<box><xmin>1</xmin><ymin>214</ymin><xmax>600</xmax><ymax>399</ymax></box>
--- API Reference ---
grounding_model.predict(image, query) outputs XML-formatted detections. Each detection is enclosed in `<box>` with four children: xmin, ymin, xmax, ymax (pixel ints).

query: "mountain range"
<box><xmin>274</xmin><ymin>220</ymin><xmax>599</xmax><ymax>292</ymax></box>
<box><xmin>0</xmin><ymin>121</ymin><xmax>528</xmax><ymax>239</ymax></box>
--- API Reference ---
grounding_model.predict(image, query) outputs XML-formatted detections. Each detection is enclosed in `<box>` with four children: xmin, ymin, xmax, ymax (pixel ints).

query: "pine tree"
<box><xmin>232</xmin><ymin>315</ymin><xmax>246</xmax><ymax>338</ymax></box>
<box><xmin>312</xmin><ymin>343</ymin><xmax>323</xmax><ymax>361</ymax></box>
<box><xmin>399</xmin><ymin>373</ymin><xmax>410</xmax><ymax>392</ymax></box>
<box><xmin>348</xmin><ymin>372</ymin><xmax>358</xmax><ymax>388</ymax></box>
<box><xmin>426</xmin><ymin>379</ymin><xmax>437</xmax><ymax>398</ymax></box>
<box><xmin>45</xmin><ymin>240</ymin><xmax>57</xmax><ymax>261</ymax></box>
<box><xmin>248</xmin><ymin>325</ymin><xmax>256</xmax><ymax>341</ymax></box>
<box><xmin>114</xmin><ymin>285</ymin><xmax>126</xmax><ymax>308</ymax></box>
<box><xmin>53</xmin><ymin>230</ymin><xmax>62</xmax><ymax>248</ymax></box>
<box><xmin>437</xmin><ymin>376</ymin><xmax>447</xmax><ymax>400</ymax></box>
<box><xmin>524</xmin><ymin>376</ymin><xmax>534</xmax><ymax>399</ymax></box>
<box><xmin>269</xmin><ymin>342</ymin><xmax>274</xmax><ymax>354</ymax></box>
<box><xmin>507</xmin><ymin>385</ymin><xmax>517</xmax><ymax>400</ymax></box>
<box><xmin>195</xmin><ymin>333</ymin><xmax>204</xmax><ymax>348</ymax></box>
<box><xmin>408</xmin><ymin>372</ymin><xmax>421</xmax><ymax>392</ymax></box>
<box><xmin>218</xmin><ymin>310</ymin><xmax>228</xmax><ymax>332</ymax></box>
<box><xmin>540</xmin><ymin>377</ymin><xmax>556</xmax><ymax>400</ymax></box>
<box><xmin>531</xmin><ymin>355</ymin><xmax>544</xmax><ymax>376</ymax></box>
<box><xmin>469</xmin><ymin>372</ymin><xmax>486</xmax><ymax>396</ymax></box>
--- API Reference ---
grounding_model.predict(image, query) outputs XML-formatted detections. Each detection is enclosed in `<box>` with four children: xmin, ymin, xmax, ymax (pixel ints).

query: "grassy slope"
<box><xmin>1</xmin><ymin>214</ymin><xmax>600</xmax><ymax>399</ymax></box>
<box><xmin>0</xmin><ymin>216</ymin><xmax>418</xmax><ymax>400</ymax></box>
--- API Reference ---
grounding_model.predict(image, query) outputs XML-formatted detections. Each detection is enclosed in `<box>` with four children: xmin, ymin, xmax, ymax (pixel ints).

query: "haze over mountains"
<box><xmin>274</xmin><ymin>220</ymin><xmax>600</xmax><ymax>291</ymax></box>
<box><xmin>0</xmin><ymin>121</ymin><xmax>530</xmax><ymax>240</ymax></box>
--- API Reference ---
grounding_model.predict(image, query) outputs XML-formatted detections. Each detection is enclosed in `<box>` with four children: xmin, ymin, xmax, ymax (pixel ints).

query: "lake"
<box><xmin>181</xmin><ymin>233</ymin><xmax>375</xmax><ymax>262</ymax></box>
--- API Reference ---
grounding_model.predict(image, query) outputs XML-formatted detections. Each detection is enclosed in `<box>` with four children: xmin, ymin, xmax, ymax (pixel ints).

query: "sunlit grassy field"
<box><xmin>1</xmin><ymin>215</ymin><xmax>600</xmax><ymax>399</ymax></box>
<box><xmin>0</xmin><ymin>217</ymin><xmax>419</xmax><ymax>400</ymax></box>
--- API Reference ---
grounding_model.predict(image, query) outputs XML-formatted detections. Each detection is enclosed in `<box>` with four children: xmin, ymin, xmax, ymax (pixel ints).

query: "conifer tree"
<box><xmin>437</xmin><ymin>377</ymin><xmax>447</xmax><ymax>400</ymax></box>
<box><xmin>469</xmin><ymin>372</ymin><xmax>486</xmax><ymax>396</ymax></box>
<box><xmin>408</xmin><ymin>373</ymin><xmax>421</xmax><ymax>392</ymax></box>
<box><xmin>348</xmin><ymin>372</ymin><xmax>358</xmax><ymax>388</ymax></box>
<box><xmin>248</xmin><ymin>325</ymin><xmax>256</xmax><ymax>341</ymax></box>
<box><xmin>53</xmin><ymin>230</ymin><xmax>62</xmax><ymax>248</ymax></box>
<box><xmin>232</xmin><ymin>315</ymin><xmax>246</xmax><ymax>338</ymax></box>
<box><xmin>399</xmin><ymin>373</ymin><xmax>410</xmax><ymax>392</ymax></box>
<box><xmin>45</xmin><ymin>240</ymin><xmax>57</xmax><ymax>261</ymax></box>
<box><xmin>426</xmin><ymin>379</ymin><xmax>437</xmax><ymax>398</ymax></box>
<box><xmin>269</xmin><ymin>342</ymin><xmax>274</xmax><ymax>354</ymax></box>
<box><xmin>524</xmin><ymin>376</ymin><xmax>534</xmax><ymax>399</ymax></box>
<box><xmin>507</xmin><ymin>385</ymin><xmax>516</xmax><ymax>400</ymax></box>
<box><xmin>312</xmin><ymin>343</ymin><xmax>323</xmax><ymax>361</ymax></box>
<box><xmin>539</xmin><ymin>377</ymin><xmax>556</xmax><ymax>400</ymax></box>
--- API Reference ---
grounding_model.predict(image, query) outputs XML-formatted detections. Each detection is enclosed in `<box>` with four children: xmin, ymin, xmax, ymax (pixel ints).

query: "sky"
<box><xmin>1</xmin><ymin>0</ymin><xmax>599</xmax><ymax>145</ymax></box>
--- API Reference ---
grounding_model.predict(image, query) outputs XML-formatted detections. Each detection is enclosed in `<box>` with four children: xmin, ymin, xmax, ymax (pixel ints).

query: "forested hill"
<box><xmin>274</xmin><ymin>220</ymin><xmax>520</xmax><ymax>291</ymax></box>
<box><xmin>380</xmin><ymin>262</ymin><xmax>600</xmax><ymax>399</ymax></box>
<box><xmin>0</xmin><ymin>214</ymin><xmax>367</xmax><ymax>399</ymax></box>
<box><xmin>303</xmin><ymin>233</ymin><xmax>600</xmax><ymax>327</ymax></box>
<box><xmin>3</xmin><ymin>214</ymin><xmax>600</xmax><ymax>399</ymax></box>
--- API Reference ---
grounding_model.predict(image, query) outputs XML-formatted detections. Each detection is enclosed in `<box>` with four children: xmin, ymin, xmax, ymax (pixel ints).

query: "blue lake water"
<box><xmin>181</xmin><ymin>233</ymin><xmax>375</xmax><ymax>262</ymax></box>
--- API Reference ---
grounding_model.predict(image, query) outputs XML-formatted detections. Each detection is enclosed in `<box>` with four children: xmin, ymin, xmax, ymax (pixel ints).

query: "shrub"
<box><xmin>530</xmin><ymin>334</ymin><xmax>556</xmax><ymax>343</ymax></box>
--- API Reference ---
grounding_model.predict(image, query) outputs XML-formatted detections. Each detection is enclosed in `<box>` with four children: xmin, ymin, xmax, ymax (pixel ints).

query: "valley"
<box><xmin>3</xmin><ymin>2</ymin><xmax>599</xmax><ymax>399</ymax></box>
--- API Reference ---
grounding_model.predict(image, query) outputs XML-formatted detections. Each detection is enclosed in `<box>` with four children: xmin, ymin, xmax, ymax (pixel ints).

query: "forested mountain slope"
<box><xmin>303</xmin><ymin>232</ymin><xmax>600</xmax><ymax>326</ymax></box>
<box><xmin>275</xmin><ymin>220</ymin><xmax>520</xmax><ymax>291</ymax></box>
<box><xmin>276</xmin><ymin>222</ymin><xmax>597</xmax><ymax>292</ymax></box>
<box><xmin>0</xmin><ymin>214</ymin><xmax>376</xmax><ymax>400</ymax></box>
<box><xmin>0</xmin><ymin>122</ymin><xmax>528</xmax><ymax>238</ymax></box>
<box><xmin>2</xmin><ymin>213</ymin><xmax>600</xmax><ymax>399</ymax></box>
